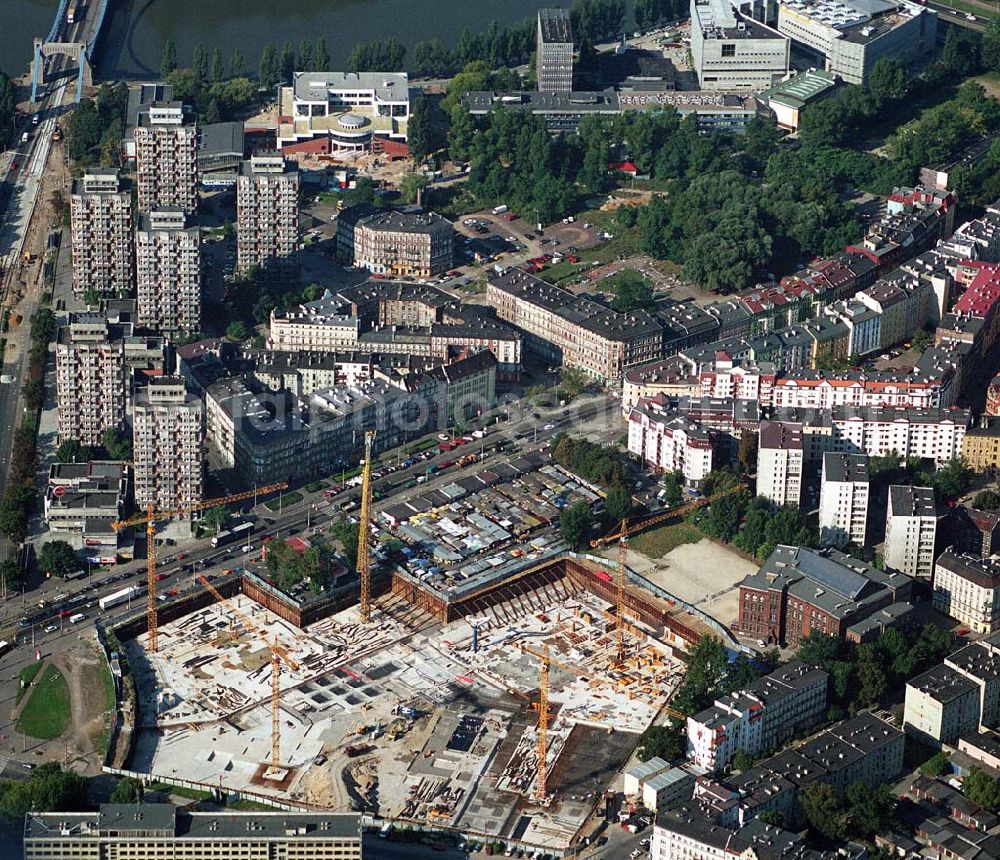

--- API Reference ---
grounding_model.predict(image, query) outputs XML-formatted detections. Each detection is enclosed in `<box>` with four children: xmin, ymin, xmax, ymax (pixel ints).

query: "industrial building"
<box><xmin>777</xmin><ymin>0</ymin><xmax>937</xmax><ymax>86</ymax></box>
<box><xmin>536</xmin><ymin>8</ymin><xmax>574</xmax><ymax>93</ymax></box>
<box><xmin>690</xmin><ymin>0</ymin><xmax>790</xmax><ymax>91</ymax></box>
<box><xmin>23</xmin><ymin>805</ymin><xmax>362</xmax><ymax>860</ymax></box>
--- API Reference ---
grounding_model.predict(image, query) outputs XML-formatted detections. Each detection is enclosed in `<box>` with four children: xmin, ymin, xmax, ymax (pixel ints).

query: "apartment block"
<box><xmin>70</xmin><ymin>169</ymin><xmax>134</xmax><ymax>300</ymax></box>
<box><xmin>687</xmin><ymin>662</ymin><xmax>828</xmax><ymax>771</ymax></box>
<box><xmin>55</xmin><ymin>315</ymin><xmax>127</xmax><ymax>447</ymax></box>
<box><xmin>133</xmin><ymin>100</ymin><xmax>198</xmax><ymax>214</ymax></box>
<box><xmin>756</xmin><ymin>420</ymin><xmax>803</xmax><ymax>507</ymax></box>
<box><xmin>884</xmin><ymin>484</ymin><xmax>936</xmax><ymax>578</ymax></box>
<box><xmin>488</xmin><ymin>269</ymin><xmax>664</xmax><ymax>383</ymax></box>
<box><xmin>933</xmin><ymin>550</ymin><xmax>1000</xmax><ymax>635</ymax></box>
<box><xmin>536</xmin><ymin>8</ymin><xmax>574</xmax><ymax>93</ymax></box>
<box><xmin>135</xmin><ymin>208</ymin><xmax>201</xmax><ymax>335</ymax></box>
<box><xmin>962</xmin><ymin>415</ymin><xmax>1000</xmax><ymax>471</ymax></box>
<box><xmin>818</xmin><ymin>452</ymin><xmax>869</xmax><ymax>547</ymax></box>
<box><xmin>23</xmin><ymin>804</ymin><xmax>361</xmax><ymax>860</ymax></box>
<box><xmin>236</xmin><ymin>152</ymin><xmax>299</xmax><ymax>279</ymax></box>
<box><xmin>627</xmin><ymin>395</ymin><xmax>715</xmax><ymax>485</ymax></box>
<box><xmin>44</xmin><ymin>461</ymin><xmax>129</xmax><ymax>562</ymax></box>
<box><xmin>738</xmin><ymin>544</ymin><xmax>912</xmax><ymax>646</ymax></box>
<box><xmin>690</xmin><ymin>0</ymin><xmax>790</xmax><ymax>91</ymax></box>
<box><xmin>904</xmin><ymin>634</ymin><xmax>1000</xmax><ymax>745</ymax></box>
<box><xmin>344</xmin><ymin>209</ymin><xmax>453</xmax><ymax>278</ymax></box>
<box><xmin>133</xmin><ymin>376</ymin><xmax>203</xmax><ymax>511</ymax></box>
<box><xmin>652</xmin><ymin>815</ymin><xmax>839</xmax><ymax>860</ymax></box>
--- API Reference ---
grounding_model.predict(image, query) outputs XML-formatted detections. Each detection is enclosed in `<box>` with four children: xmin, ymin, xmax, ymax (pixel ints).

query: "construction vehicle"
<box><xmin>111</xmin><ymin>483</ymin><xmax>287</xmax><ymax>653</ymax></box>
<box><xmin>356</xmin><ymin>430</ymin><xmax>376</xmax><ymax>623</ymax></box>
<box><xmin>197</xmin><ymin>574</ymin><xmax>300</xmax><ymax>769</ymax></box>
<box><xmin>8</xmin><ymin>312</ymin><xmax>21</xmax><ymax>327</ymax></box>
<box><xmin>21</xmin><ymin>252</ymin><xmax>37</xmax><ymax>264</ymax></box>
<box><xmin>590</xmin><ymin>480</ymin><xmax>747</xmax><ymax>658</ymax></box>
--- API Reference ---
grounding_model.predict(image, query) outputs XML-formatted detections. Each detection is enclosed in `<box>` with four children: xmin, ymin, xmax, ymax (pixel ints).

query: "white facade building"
<box><xmin>818</xmin><ymin>452</ymin><xmax>869</xmax><ymax>547</ymax></box>
<box><xmin>884</xmin><ymin>484</ymin><xmax>936</xmax><ymax>578</ymax></box>
<box><xmin>757</xmin><ymin>421</ymin><xmax>803</xmax><ymax>507</ymax></box>
<box><xmin>933</xmin><ymin>550</ymin><xmax>1000</xmax><ymax>634</ymax></box>
<box><xmin>70</xmin><ymin>169</ymin><xmax>134</xmax><ymax>300</ymax></box>
<box><xmin>627</xmin><ymin>397</ymin><xmax>714</xmax><ymax>485</ymax></box>
<box><xmin>236</xmin><ymin>152</ymin><xmax>299</xmax><ymax>279</ymax></box>
<box><xmin>536</xmin><ymin>8</ymin><xmax>574</xmax><ymax>93</ymax></box>
<box><xmin>133</xmin><ymin>101</ymin><xmax>198</xmax><ymax>214</ymax></box>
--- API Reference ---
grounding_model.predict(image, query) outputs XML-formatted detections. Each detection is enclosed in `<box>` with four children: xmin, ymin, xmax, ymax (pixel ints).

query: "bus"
<box><xmin>0</xmin><ymin>640</ymin><xmax>11</xmax><ymax>657</ymax></box>
<box><xmin>211</xmin><ymin>521</ymin><xmax>253</xmax><ymax>549</ymax></box>
<box><xmin>99</xmin><ymin>585</ymin><xmax>142</xmax><ymax>611</ymax></box>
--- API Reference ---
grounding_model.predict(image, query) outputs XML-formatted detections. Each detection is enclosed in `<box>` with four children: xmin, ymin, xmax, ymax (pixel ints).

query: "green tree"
<box><xmin>868</xmin><ymin>57</ymin><xmax>907</xmax><ymax>103</ymax></box>
<box><xmin>400</xmin><ymin>173</ymin><xmax>430</xmax><ymax>205</ymax></box>
<box><xmin>331</xmin><ymin>518</ymin><xmax>360</xmax><ymax>572</ymax></box>
<box><xmin>0</xmin><ymin>72</ymin><xmax>15</xmax><ymax>132</ymax></box>
<box><xmin>672</xmin><ymin>636</ymin><xmax>731</xmax><ymax>715</ymax></box>
<box><xmin>191</xmin><ymin>43</ymin><xmax>208</xmax><ymax>84</ymax></box>
<box><xmin>103</xmin><ymin>428</ymin><xmax>132</xmax><ymax>461</ymax></box>
<box><xmin>737</xmin><ymin>430</ymin><xmax>757</xmax><ymax>473</ymax></box>
<box><xmin>974</xmin><ymin>490</ymin><xmax>1000</xmax><ymax>511</ymax></box>
<box><xmin>757</xmin><ymin>809</ymin><xmax>785</xmax><ymax>828</ymax></box>
<box><xmin>963</xmin><ymin>768</ymin><xmax>1000</xmax><ymax>811</ymax></box>
<box><xmin>109</xmin><ymin>776</ymin><xmax>144</xmax><ymax>804</ymax></box>
<box><xmin>210</xmin><ymin>48</ymin><xmax>224</xmax><ymax>83</ymax></box>
<box><xmin>314</xmin><ymin>38</ymin><xmax>330</xmax><ymax>72</ymax></box>
<box><xmin>280</xmin><ymin>42</ymin><xmax>296</xmax><ymax>83</ymax></box>
<box><xmin>298</xmin><ymin>39</ymin><xmax>313</xmax><ymax>73</ymax></box>
<box><xmin>983</xmin><ymin>21</ymin><xmax>1000</xmax><ymax>72</ymax></box>
<box><xmin>55</xmin><ymin>439</ymin><xmax>89</xmax><ymax>464</ymax></box>
<box><xmin>160</xmin><ymin>39</ymin><xmax>177</xmax><ymax>79</ymax></box>
<box><xmin>846</xmin><ymin>781</ymin><xmax>893</xmax><ymax>839</ymax></box>
<box><xmin>731</xmin><ymin>748</ymin><xmax>754</xmax><ymax>773</ymax></box>
<box><xmin>559</xmin><ymin>501</ymin><xmax>594</xmax><ymax>550</ymax></box>
<box><xmin>407</xmin><ymin>96</ymin><xmax>437</xmax><ymax>163</ymax></box>
<box><xmin>226</xmin><ymin>321</ymin><xmax>250</xmax><ymax>341</ymax></box>
<box><xmin>942</xmin><ymin>27</ymin><xmax>980</xmax><ymax>78</ymax></box>
<box><xmin>230</xmin><ymin>49</ymin><xmax>245</xmax><ymax>79</ymax></box>
<box><xmin>911</xmin><ymin>327</ymin><xmax>933</xmax><ymax>352</ymax></box>
<box><xmin>0</xmin><ymin>558</ymin><xmax>25</xmax><ymax>593</ymax></box>
<box><xmin>604</xmin><ymin>483</ymin><xmax>632</xmax><ymax>523</ymax></box>
<box><xmin>0</xmin><ymin>762</ymin><xmax>88</xmax><ymax>818</ymax></box>
<box><xmin>443</xmin><ymin>61</ymin><xmax>491</xmax><ymax>112</ymax></box>
<box><xmin>201</xmin><ymin>505</ymin><xmax>231</xmax><ymax>535</ymax></box>
<box><xmin>796</xmin><ymin>631</ymin><xmax>845</xmax><ymax>671</ymax></box>
<box><xmin>608</xmin><ymin>270</ymin><xmax>655</xmax><ymax>312</ymax></box>
<box><xmin>933</xmin><ymin>458</ymin><xmax>973</xmax><ymax>501</ymax></box>
<box><xmin>258</xmin><ymin>44</ymin><xmax>278</xmax><ymax>89</ymax></box>
<box><xmin>920</xmin><ymin>750</ymin><xmax>950</xmax><ymax>777</ymax></box>
<box><xmin>636</xmin><ymin>721</ymin><xmax>684</xmax><ymax>762</ymax></box>
<box><xmin>38</xmin><ymin>541</ymin><xmax>79</xmax><ymax>578</ymax></box>
<box><xmin>801</xmin><ymin>782</ymin><xmax>846</xmax><ymax>842</ymax></box>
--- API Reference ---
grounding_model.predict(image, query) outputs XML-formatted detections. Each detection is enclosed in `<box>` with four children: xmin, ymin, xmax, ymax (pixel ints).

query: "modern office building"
<box><xmin>23</xmin><ymin>804</ymin><xmax>362</xmax><ymax>860</ymax></box>
<box><xmin>884</xmin><ymin>484</ymin><xmax>937</xmax><ymax>579</ymax></box>
<box><xmin>135</xmin><ymin>208</ymin><xmax>201</xmax><ymax>335</ymax></box>
<box><xmin>133</xmin><ymin>100</ymin><xmax>198</xmax><ymax>214</ymax></box>
<box><xmin>818</xmin><ymin>452</ymin><xmax>869</xmax><ymax>547</ymax></box>
<box><xmin>277</xmin><ymin>71</ymin><xmax>411</xmax><ymax>155</ymax></box>
<box><xmin>687</xmin><ymin>662</ymin><xmax>828</xmax><ymax>771</ymax></box>
<box><xmin>70</xmin><ymin>169</ymin><xmax>134</xmax><ymax>300</ymax></box>
<box><xmin>690</xmin><ymin>0</ymin><xmax>791</xmax><ymax>92</ymax></box>
<box><xmin>132</xmin><ymin>376</ymin><xmax>203</xmax><ymax>511</ymax></box>
<box><xmin>236</xmin><ymin>152</ymin><xmax>300</xmax><ymax>280</ymax></box>
<box><xmin>344</xmin><ymin>209</ymin><xmax>454</xmax><ymax>278</ymax></box>
<box><xmin>536</xmin><ymin>8</ymin><xmax>574</xmax><ymax>93</ymax></box>
<box><xmin>757</xmin><ymin>420</ymin><xmax>803</xmax><ymax>507</ymax></box>
<box><xmin>55</xmin><ymin>315</ymin><xmax>127</xmax><ymax>448</ymax></box>
<box><xmin>777</xmin><ymin>0</ymin><xmax>937</xmax><ymax>86</ymax></box>
<box><xmin>933</xmin><ymin>550</ymin><xmax>1000</xmax><ymax>635</ymax></box>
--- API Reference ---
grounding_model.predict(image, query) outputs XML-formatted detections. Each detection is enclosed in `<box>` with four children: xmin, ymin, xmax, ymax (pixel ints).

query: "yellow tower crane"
<box><xmin>356</xmin><ymin>430</ymin><xmax>376</xmax><ymax>623</ymax></box>
<box><xmin>197</xmin><ymin>575</ymin><xmax>301</xmax><ymax>769</ymax></box>
<box><xmin>111</xmin><ymin>483</ymin><xmax>288</xmax><ymax>652</ymax></box>
<box><xmin>590</xmin><ymin>480</ymin><xmax>747</xmax><ymax>658</ymax></box>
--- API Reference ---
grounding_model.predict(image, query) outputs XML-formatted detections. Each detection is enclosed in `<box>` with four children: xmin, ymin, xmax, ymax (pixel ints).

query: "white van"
<box><xmin>69</xmin><ymin>613</ymin><xmax>85</xmax><ymax>624</ymax></box>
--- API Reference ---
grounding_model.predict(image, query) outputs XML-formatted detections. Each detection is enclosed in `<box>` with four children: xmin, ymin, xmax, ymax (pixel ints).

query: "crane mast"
<box><xmin>357</xmin><ymin>430</ymin><xmax>376</xmax><ymax>623</ymax></box>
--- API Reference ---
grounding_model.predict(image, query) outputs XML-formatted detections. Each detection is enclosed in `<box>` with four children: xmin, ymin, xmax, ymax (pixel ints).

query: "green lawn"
<box><xmin>304</xmin><ymin>480</ymin><xmax>328</xmax><ymax>493</ymax></box>
<box><xmin>17</xmin><ymin>664</ymin><xmax>71</xmax><ymax>740</ymax></box>
<box><xmin>934</xmin><ymin>0</ymin><xmax>995</xmax><ymax>19</ymax></box>
<box><xmin>15</xmin><ymin>662</ymin><xmax>44</xmax><ymax>705</ymax></box>
<box><xmin>405</xmin><ymin>438</ymin><xmax>437</xmax><ymax>455</ymax></box>
<box><xmin>630</xmin><ymin>521</ymin><xmax>703</xmax><ymax>559</ymax></box>
<box><xmin>149</xmin><ymin>782</ymin><xmax>212</xmax><ymax>801</ymax></box>
<box><xmin>264</xmin><ymin>490</ymin><xmax>303</xmax><ymax>512</ymax></box>
<box><xmin>227</xmin><ymin>799</ymin><xmax>276</xmax><ymax>811</ymax></box>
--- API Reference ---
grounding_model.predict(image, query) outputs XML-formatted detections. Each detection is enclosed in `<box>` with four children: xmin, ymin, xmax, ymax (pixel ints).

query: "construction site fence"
<box><xmin>100</xmin><ymin>766</ymin><xmax>325</xmax><ymax>813</ymax></box>
<box><xmin>94</xmin><ymin>623</ymin><xmax>125</xmax><ymax>768</ymax></box>
<box><xmin>576</xmin><ymin>553</ymin><xmax>753</xmax><ymax>655</ymax></box>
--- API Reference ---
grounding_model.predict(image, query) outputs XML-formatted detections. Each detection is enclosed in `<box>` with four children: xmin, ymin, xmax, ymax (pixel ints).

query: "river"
<box><xmin>5</xmin><ymin>0</ymin><xmax>574</xmax><ymax>82</ymax></box>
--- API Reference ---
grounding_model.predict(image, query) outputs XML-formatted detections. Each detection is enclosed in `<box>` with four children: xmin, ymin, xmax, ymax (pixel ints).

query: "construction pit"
<box><xmin>123</xmin><ymin>568</ymin><xmax>687</xmax><ymax>853</ymax></box>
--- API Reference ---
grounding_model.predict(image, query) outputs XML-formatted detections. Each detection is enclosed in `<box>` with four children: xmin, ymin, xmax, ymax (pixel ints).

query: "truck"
<box><xmin>69</xmin><ymin>613</ymin><xmax>85</xmax><ymax>624</ymax></box>
<box><xmin>99</xmin><ymin>585</ymin><xmax>142</xmax><ymax>611</ymax></box>
<box><xmin>211</xmin><ymin>521</ymin><xmax>253</xmax><ymax>549</ymax></box>
<box><xmin>491</xmin><ymin>205</ymin><xmax>508</xmax><ymax>215</ymax></box>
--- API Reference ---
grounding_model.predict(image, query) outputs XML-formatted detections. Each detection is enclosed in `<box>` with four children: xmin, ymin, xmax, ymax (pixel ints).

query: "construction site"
<box><xmin>109</xmin><ymin>448</ymin><xmax>724</xmax><ymax>854</ymax></box>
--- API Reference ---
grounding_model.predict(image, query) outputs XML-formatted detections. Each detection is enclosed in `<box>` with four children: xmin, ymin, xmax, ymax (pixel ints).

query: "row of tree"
<box><xmin>66</xmin><ymin>82</ymin><xmax>128</xmax><ymax>166</ymax></box>
<box><xmin>0</xmin><ymin>72</ymin><xmax>15</xmax><ymax>133</ymax></box>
